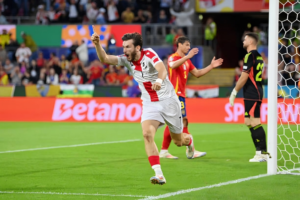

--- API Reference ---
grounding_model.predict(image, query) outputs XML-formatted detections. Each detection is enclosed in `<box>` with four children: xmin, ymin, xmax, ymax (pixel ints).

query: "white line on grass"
<box><xmin>140</xmin><ymin>174</ymin><xmax>271</xmax><ymax>200</ymax></box>
<box><xmin>0</xmin><ymin>139</ymin><xmax>141</xmax><ymax>154</ymax></box>
<box><xmin>0</xmin><ymin>191</ymin><xmax>149</xmax><ymax>198</ymax></box>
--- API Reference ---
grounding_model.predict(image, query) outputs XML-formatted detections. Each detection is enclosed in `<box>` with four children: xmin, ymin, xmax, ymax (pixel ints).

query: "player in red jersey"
<box><xmin>159</xmin><ymin>36</ymin><xmax>223</xmax><ymax>159</ymax></box>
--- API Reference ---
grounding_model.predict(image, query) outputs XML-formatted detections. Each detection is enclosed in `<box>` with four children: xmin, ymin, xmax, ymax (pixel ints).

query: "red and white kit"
<box><xmin>117</xmin><ymin>48</ymin><xmax>183</xmax><ymax>133</ymax></box>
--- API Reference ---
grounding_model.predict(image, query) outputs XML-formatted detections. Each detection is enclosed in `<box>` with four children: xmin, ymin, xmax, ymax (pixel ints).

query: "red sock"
<box><xmin>187</xmin><ymin>136</ymin><xmax>192</xmax><ymax>146</ymax></box>
<box><xmin>183</xmin><ymin>127</ymin><xmax>190</xmax><ymax>134</ymax></box>
<box><xmin>148</xmin><ymin>155</ymin><xmax>160</xmax><ymax>167</ymax></box>
<box><xmin>161</xmin><ymin>126</ymin><xmax>171</xmax><ymax>150</ymax></box>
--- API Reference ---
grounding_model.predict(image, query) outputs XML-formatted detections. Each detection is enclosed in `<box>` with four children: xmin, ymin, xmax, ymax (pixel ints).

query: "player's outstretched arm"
<box><xmin>169</xmin><ymin>48</ymin><xmax>199</xmax><ymax>69</ymax></box>
<box><xmin>152</xmin><ymin>62</ymin><xmax>167</xmax><ymax>91</ymax></box>
<box><xmin>91</xmin><ymin>26</ymin><xmax>118</xmax><ymax>65</ymax></box>
<box><xmin>190</xmin><ymin>56</ymin><xmax>223</xmax><ymax>78</ymax></box>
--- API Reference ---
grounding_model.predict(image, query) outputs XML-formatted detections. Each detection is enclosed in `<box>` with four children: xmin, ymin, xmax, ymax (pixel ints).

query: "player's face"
<box><xmin>243</xmin><ymin>36</ymin><xmax>250</xmax><ymax>49</ymax></box>
<box><xmin>181</xmin><ymin>41</ymin><xmax>191</xmax><ymax>54</ymax></box>
<box><xmin>123</xmin><ymin>39</ymin><xmax>138</xmax><ymax>62</ymax></box>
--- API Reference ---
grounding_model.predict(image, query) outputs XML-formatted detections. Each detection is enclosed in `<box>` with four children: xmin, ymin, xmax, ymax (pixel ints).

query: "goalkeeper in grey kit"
<box><xmin>229</xmin><ymin>32</ymin><xmax>271</xmax><ymax>162</ymax></box>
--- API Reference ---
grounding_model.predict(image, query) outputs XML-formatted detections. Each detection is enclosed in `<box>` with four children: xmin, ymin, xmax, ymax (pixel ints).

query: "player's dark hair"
<box><xmin>176</xmin><ymin>36</ymin><xmax>190</xmax><ymax>47</ymax></box>
<box><xmin>245</xmin><ymin>32</ymin><xmax>258</xmax><ymax>44</ymax></box>
<box><xmin>122</xmin><ymin>32</ymin><xmax>143</xmax><ymax>51</ymax></box>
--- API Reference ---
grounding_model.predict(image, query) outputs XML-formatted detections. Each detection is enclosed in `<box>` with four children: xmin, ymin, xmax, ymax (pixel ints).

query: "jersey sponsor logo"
<box><xmin>52</xmin><ymin>99</ymin><xmax>142</xmax><ymax>121</ymax></box>
<box><xmin>243</xmin><ymin>65</ymin><xmax>247</xmax><ymax>69</ymax></box>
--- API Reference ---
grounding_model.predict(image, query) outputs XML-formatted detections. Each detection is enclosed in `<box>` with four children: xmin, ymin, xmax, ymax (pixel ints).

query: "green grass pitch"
<box><xmin>0</xmin><ymin>122</ymin><xmax>299</xmax><ymax>200</ymax></box>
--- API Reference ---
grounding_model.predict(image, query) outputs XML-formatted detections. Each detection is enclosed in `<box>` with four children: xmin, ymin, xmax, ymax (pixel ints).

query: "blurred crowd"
<box><xmin>0</xmin><ymin>31</ymin><xmax>142</xmax><ymax>97</ymax></box>
<box><xmin>0</xmin><ymin>0</ymin><xmax>192</xmax><ymax>25</ymax></box>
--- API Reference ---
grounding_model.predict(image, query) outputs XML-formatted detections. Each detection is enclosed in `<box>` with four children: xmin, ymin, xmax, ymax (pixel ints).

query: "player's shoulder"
<box><xmin>143</xmin><ymin>48</ymin><xmax>158</xmax><ymax>59</ymax></box>
<box><xmin>168</xmin><ymin>53</ymin><xmax>181</xmax><ymax>61</ymax></box>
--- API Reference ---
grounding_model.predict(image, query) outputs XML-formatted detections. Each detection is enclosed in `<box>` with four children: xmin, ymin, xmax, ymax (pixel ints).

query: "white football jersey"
<box><xmin>117</xmin><ymin>48</ymin><xmax>176</xmax><ymax>102</ymax></box>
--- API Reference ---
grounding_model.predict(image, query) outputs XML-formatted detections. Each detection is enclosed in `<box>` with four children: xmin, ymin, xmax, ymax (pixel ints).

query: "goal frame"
<box><xmin>267</xmin><ymin>0</ymin><xmax>279</xmax><ymax>175</ymax></box>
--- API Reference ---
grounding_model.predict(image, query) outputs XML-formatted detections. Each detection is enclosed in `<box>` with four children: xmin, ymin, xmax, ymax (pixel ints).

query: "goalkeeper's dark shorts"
<box><xmin>244</xmin><ymin>100</ymin><xmax>261</xmax><ymax>118</ymax></box>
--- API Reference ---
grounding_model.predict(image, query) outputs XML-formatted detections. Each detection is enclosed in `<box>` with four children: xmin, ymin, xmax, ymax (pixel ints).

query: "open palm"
<box><xmin>211</xmin><ymin>57</ymin><xmax>224</xmax><ymax>68</ymax></box>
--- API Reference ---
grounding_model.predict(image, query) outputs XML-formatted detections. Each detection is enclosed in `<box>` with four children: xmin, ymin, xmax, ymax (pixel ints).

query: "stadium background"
<box><xmin>0</xmin><ymin>0</ymin><xmax>299</xmax><ymax>200</ymax></box>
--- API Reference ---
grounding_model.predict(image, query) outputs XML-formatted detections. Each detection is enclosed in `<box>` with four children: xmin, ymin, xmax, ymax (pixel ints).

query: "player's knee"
<box><xmin>183</xmin><ymin>118</ymin><xmax>188</xmax><ymax>127</ymax></box>
<box><xmin>142</xmin><ymin>128</ymin><xmax>154</xmax><ymax>142</ymax></box>
<box><xmin>173</xmin><ymin>139</ymin><xmax>183</xmax><ymax>147</ymax></box>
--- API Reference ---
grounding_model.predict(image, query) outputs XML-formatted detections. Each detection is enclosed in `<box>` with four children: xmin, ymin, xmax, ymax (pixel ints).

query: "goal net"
<box><xmin>277</xmin><ymin>0</ymin><xmax>300</xmax><ymax>174</ymax></box>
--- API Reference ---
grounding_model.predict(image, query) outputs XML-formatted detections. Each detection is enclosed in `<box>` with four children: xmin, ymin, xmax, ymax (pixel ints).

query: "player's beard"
<box><xmin>129</xmin><ymin>50</ymin><xmax>137</xmax><ymax>62</ymax></box>
<box><xmin>243</xmin><ymin>44</ymin><xmax>248</xmax><ymax>50</ymax></box>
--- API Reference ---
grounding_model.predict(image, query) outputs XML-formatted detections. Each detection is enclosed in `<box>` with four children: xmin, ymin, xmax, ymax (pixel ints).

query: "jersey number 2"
<box><xmin>256</xmin><ymin>63</ymin><xmax>264</xmax><ymax>81</ymax></box>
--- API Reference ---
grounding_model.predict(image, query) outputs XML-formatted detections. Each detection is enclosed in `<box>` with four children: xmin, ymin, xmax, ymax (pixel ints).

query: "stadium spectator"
<box><xmin>85</xmin><ymin>0</ymin><xmax>93</xmax><ymax>11</ymax></box>
<box><xmin>169</xmin><ymin>15</ymin><xmax>176</xmax><ymax>24</ymax></box>
<box><xmin>46</xmin><ymin>68</ymin><xmax>59</xmax><ymax>85</ymax></box>
<box><xmin>4</xmin><ymin>58</ymin><xmax>14</xmax><ymax>78</ymax></box>
<box><xmin>87</xmin><ymin>60</ymin><xmax>103</xmax><ymax>85</ymax></box>
<box><xmin>21</xmin><ymin>32</ymin><xmax>38</xmax><ymax>60</ymax></box>
<box><xmin>289</xmin><ymin>40</ymin><xmax>300</xmax><ymax>64</ymax></box>
<box><xmin>0</xmin><ymin>29</ymin><xmax>9</xmax><ymax>48</ymax></box>
<box><xmin>37</xmin><ymin>67</ymin><xmax>46</xmax><ymax>85</ymax></box>
<box><xmin>116</xmin><ymin>67</ymin><xmax>130</xmax><ymax>85</ymax></box>
<box><xmin>0</xmin><ymin>67</ymin><xmax>9</xmax><ymax>85</ymax></box>
<box><xmin>1</xmin><ymin>0</ymin><xmax>18</xmax><ymax>17</ymax></box>
<box><xmin>15</xmin><ymin>43</ymin><xmax>31</xmax><ymax>64</ymax></box>
<box><xmin>68</xmin><ymin>0</ymin><xmax>79</xmax><ymax>23</ymax></box>
<box><xmin>253</xmin><ymin>26</ymin><xmax>267</xmax><ymax>45</ymax></box>
<box><xmin>121</xmin><ymin>7</ymin><xmax>134</xmax><ymax>23</ymax></box>
<box><xmin>205</xmin><ymin>17</ymin><xmax>217</xmax><ymax>46</ymax></box>
<box><xmin>19</xmin><ymin>61</ymin><xmax>27</xmax><ymax>75</ymax></box>
<box><xmin>70</xmin><ymin>68</ymin><xmax>83</xmax><ymax>85</ymax></box>
<box><xmin>48</xmin><ymin>6</ymin><xmax>56</xmax><ymax>22</ymax></box>
<box><xmin>78</xmin><ymin>5</ymin><xmax>87</xmax><ymax>23</ymax></box>
<box><xmin>36</xmin><ymin>5</ymin><xmax>48</xmax><ymax>24</ymax></box>
<box><xmin>70</xmin><ymin>53</ymin><xmax>80</xmax><ymax>71</ymax></box>
<box><xmin>134</xmin><ymin>9</ymin><xmax>147</xmax><ymax>23</ymax></box>
<box><xmin>68</xmin><ymin>40</ymin><xmax>79</xmax><ymax>61</ymax></box>
<box><xmin>107</xmin><ymin>0</ymin><xmax>119</xmax><ymax>23</ymax></box>
<box><xmin>36</xmin><ymin>52</ymin><xmax>45</xmax><ymax>68</ymax></box>
<box><xmin>54</xmin><ymin>4</ymin><xmax>68</xmax><ymax>23</ymax></box>
<box><xmin>21</xmin><ymin>70</ymin><xmax>32</xmax><ymax>86</ymax></box>
<box><xmin>10</xmin><ymin>66</ymin><xmax>22</xmax><ymax>86</ymax></box>
<box><xmin>96</xmin><ymin>8</ymin><xmax>106</xmax><ymax>24</ymax></box>
<box><xmin>60</xmin><ymin>55</ymin><xmax>69</xmax><ymax>70</ymax></box>
<box><xmin>0</xmin><ymin>45</ymin><xmax>7</xmax><ymax>64</ymax></box>
<box><xmin>15</xmin><ymin>0</ymin><xmax>29</xmax><ymax>16</ymax></box>
<box><xmin>157</xmin><ymin>10</ymin><xmax>168</xmax><ymax>23</ymax></box>
<box><xmin>0</xmin><ymin>12</ymin><xmax>7</xmax><ymax>24</ymax></box>
<box><xmin>76</xmin><ymin>40</ymin><xmax>88</xmax><ymax>65</ymax></box>
<box><xmin>60</xmin><ymin>69</ymin><xmax>70</xmax><ymax>84</ymax></box>
<box><xmin>126</xmin><ymin>80</ymin><xmax>140</xmax><ymax>97</ymax></box>
<box><xmin>47</xmin><ymin>52</ymin><xmax>61</xmax><ymax>75</ymax></box>
<box><xmin>170</xmin><ymin>8</ymin><xmax>194</xmax><ymax>26</ymax></box>
<box><xmin>106</xmin><ymin>65</ymin><xmax>118</xmax><ymax>85</ymax></box>
<box><xmin>29</xmin><ymin>60</ymin><xmax>39</xmax><ymax>84</ymax></box>
<box><xmin>281</xmin><ymin>64</ymin><xmax>298</xmax><ymax>86</ymax></box>
<box><xmin>87</xmin><ymin>2</ymin><xmax>98</xmax><ymax>23</ymax></box>
<box><xmin>165</xmin><ymin>28</ymin><xmax>175</xmax><ymax>45</ymax></box>
<box><xmin>160</xmin><ymin>0</ymin><xmax>172</xmax><ymax>16</ymax></box>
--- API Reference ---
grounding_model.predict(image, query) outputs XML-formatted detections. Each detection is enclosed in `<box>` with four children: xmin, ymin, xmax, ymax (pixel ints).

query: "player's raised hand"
<box><xmin>91</xmin><ymin>25</ymin><xmax>100</xmax><ymax>45</ymax></box>
<box><xmin>152</xmin><ymin>82</ymin><xmax>161</xmax><ymax>91</ymax></box>
<box><xmin>187</xmin><ymin>48</ymin><xmax>199</xmax><ymax>59</ymax></box>
<box><xmin>210</xmin><ymin>57</ymin><xmax>224</xmax><ymax>68</ymax></box>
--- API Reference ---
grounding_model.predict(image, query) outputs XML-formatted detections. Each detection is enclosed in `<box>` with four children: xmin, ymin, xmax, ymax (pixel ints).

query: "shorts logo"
<box><xmin>243</xmin><ymin>66</ymin><xmax>247</xmax><ymax>69</ymax></box>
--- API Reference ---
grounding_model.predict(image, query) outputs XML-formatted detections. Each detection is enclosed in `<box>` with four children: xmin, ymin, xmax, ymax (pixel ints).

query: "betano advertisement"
<box><xmin>0</xmin><ymin>98</ymin><xmax>298</xmax><ymax>124</ymax></box>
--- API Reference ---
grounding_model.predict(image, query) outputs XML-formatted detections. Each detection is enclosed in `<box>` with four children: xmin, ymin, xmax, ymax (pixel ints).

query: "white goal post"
<box><xmin>267</xmin><ymin>0</ymin><xmax>279</xmax><ymax>175</ymax></box>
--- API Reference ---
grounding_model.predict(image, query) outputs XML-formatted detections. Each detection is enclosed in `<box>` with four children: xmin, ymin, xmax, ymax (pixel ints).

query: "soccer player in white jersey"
<box><xmin>91</xmin><ymin>27</ymin><xmax>194</xmax><ymax>185</ymax></box>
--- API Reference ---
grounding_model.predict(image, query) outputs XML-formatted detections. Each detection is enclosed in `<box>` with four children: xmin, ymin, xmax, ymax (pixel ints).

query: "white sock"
<box><xmin>256</xmin><ymin>151</ymin><xmax>262</xmax><ymax>155</ymax></box>
<box><xmin>152</xmin><ymin>164</ymin><xmax>163</xmax><ymax>176</ymax></box>
<box><xmin>160</xmin><ymin>149</ymin><xmax>168</xmax><ymax>154</ymax></box>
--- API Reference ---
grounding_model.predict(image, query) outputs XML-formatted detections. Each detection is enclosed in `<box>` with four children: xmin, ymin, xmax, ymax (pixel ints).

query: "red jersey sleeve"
<box><xmin>188</xmin><ymin>60</ymin><xmax>196</xmax><ymax>72</ymax></box>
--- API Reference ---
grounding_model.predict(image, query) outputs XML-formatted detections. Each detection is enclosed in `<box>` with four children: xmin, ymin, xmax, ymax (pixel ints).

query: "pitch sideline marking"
<box><xmin>0</xmin><ymin>139</ymin><xmax>141</xmax><ymax>154</ymax></box>
<box><xmin>0</xmin><ymin>191</ymin><xmax>149</xmax><ymax>198</ymax></box>
<box><xmin>140</xmin><ymin>174</ymin><xmax>271</xmax><ymax>200</ymax></box>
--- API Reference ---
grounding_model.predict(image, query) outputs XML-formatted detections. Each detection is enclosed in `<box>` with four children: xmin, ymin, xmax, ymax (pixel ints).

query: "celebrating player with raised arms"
<box><xmin>91</xmin><ymin>27</ymin><xmax>195</xmax><ymax>185</ymax></box>
<box><xmin>159</xmin><ymin>36</ymin><xmax>224</xmax><ymax>159</ymax></box>
<box><xmin>229</xmin><ymin>32</ymin><xmax>271</xmax><ymax>162</ymax></box>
